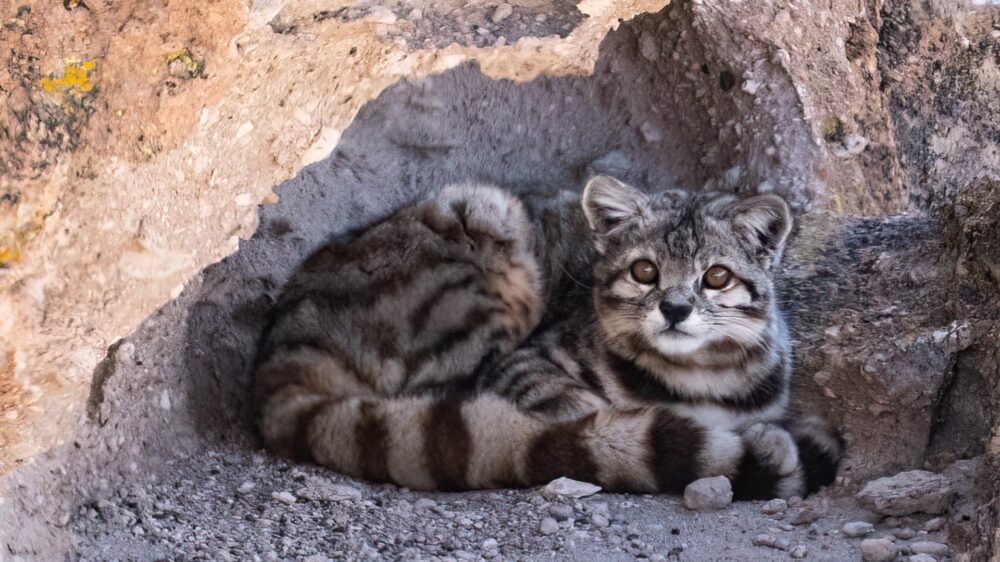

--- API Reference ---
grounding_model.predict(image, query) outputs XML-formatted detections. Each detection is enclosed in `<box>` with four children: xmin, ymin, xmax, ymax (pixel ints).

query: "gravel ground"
<box><xmin>65</xmin><ymin>447</ymin><xmax>959</xmax><ymax>562</ymax></box>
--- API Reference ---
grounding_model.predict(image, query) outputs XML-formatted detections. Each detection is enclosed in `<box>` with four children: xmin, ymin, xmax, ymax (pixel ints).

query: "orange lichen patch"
<box><xmin>39</xmin><ymin>60</ymin><xmax>96</xmax><ymax>96</ymax></box>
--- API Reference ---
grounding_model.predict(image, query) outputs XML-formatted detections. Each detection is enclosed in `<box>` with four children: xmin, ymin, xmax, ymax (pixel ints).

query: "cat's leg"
<box><xmin>487</xmin><ymin>346</ymin><xmax>608</xmax><ymax>423</ymax></box>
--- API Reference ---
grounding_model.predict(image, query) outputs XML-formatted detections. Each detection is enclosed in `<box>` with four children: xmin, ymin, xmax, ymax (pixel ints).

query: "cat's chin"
<box><xmin>650</xmin><ymin>330</ymin><xmax>709</xmax><ymax>357</ymax></box>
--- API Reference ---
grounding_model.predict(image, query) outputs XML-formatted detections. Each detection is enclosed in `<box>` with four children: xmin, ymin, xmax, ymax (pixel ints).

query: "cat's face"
<box><xmin>582</xmin><ymin>176</ymin><xmax>792</xmax><ymax>361</ymax></box>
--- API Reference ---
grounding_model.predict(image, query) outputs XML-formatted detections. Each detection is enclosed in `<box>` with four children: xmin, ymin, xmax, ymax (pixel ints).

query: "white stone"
<box><xmin>541</xmin><ymin>477</ymin><xmax>601</xmax><ymax>499</ymax></box>
<box><xmin>760</xmin><ymin>498</ymin><xmax>787</xmax><ymax>514</ymax></box>
<box><xmin>860</xmin><ymin>538</ymin><xmax>897</xmax><ymax>562</ymax></box>
<box><xmin>271</xmin><ymin>491</ymin><xmax>296</xmax><ymax>505</ymax></box>
<box><xmin>539</xmin><ymin>517</ymin><xmax>559</xmax><ymax>535</ymax></box>
<box><xmin>682</xmin><ymin>476</ymin><xmax>733</xmax><ymax>511</ymax></box>
<box><xmin>296</xmin><ymin>478</ymin><xmax>362</xmax><ymax>502</ymax></box>
<box><xmin>842</xmin><ymin>521</ymin><xmax>875</xmax><ymax>537</ymax></box>
<box><xmin>491</xmin><ymin>3</ymin><xmax>513</xmax><ymax>23</ymax></box>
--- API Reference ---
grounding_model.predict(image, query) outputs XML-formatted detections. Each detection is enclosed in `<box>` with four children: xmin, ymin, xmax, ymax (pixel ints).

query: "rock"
<box><xmin>639</xmin><ymin>121</ymin><xmax>663</xmax><ymax>143</ymax></box>
<box><xmin>270</xmin><ymin>491</ymin><xmax>296</xmax><ymax>505</ymax></box>
<box><xmin>893</xmin><ymin>527</ymin><xmax>917</xmax><ymax>540</ymax></box>
<box><xmin>548</xmin><ymin>503</ymin><xmax>573</xmax><ymax>521</ymax></box>
<box><xmin>237</xmin><ymin>481</ymin><xmax>255</xmax><ymax>493</ymax></box>
<box><xmin>490</xmin><ymin>3</ymin><xmax>513</xmax><ymax>23</ymax></box>
<box><xmin>539</xmin><ymin>517</ymin><xmax>559</xmax><ymax>535</ymax></box>
<box><xmin>591</xmin><ymin>513</ymin><xmax>610</xmax><ymax>528</ymax></box>
<box><xmin>908</xmin><ymin>542</ymin><xmax>949</xmax><ymax>557</ymax></box>
<box><xmin>842</xmin><ymin>521</ymin><xmax>875</xmax><ymax>537</ymax></box>
<box><xmin>856</xmin><ymin>471</ymin><xmax>955</xmax><ymax>516</ymax></box>
<box><xmin>908</xmin><ymin>555</ymin><xmax>937</xmax><ymax>562</ymax></box>
<box><xmin>860</xmin><ymin>538</ymin><xmax>898</xmax><ymax>562</ymax></box>
<box><xmin>760</xmin><ymin>499</ymin><xmax>787</xmax><ymax>514</ymax></box>
<box><xmin>788</xmin><ymin>507</ymin><xmax>822</xmax><ymax>525</ymax></box>
<box><xmin>638</xmin><ymin>32</ymin><xmax>659</xmax><ymax>61</ymax></box>
<box><xmin>541</xmin><ymin>477</ymin><xmax>601</xmax><ymax>499</ymax></box>
<box><xmin>751</xmin><ymin>534</ymin><xmax>789</xmax><ymax>551</ymax></box>
<box><xmin>414</xmin><ymin>498</ymin><xmax>438</xmax><ymax>510</ymax></box>
<box><xmin>789</xmin><ymin>544</ymin><xmax>808</xmax><ymax>559</ymax></box>
<box><xmin>682</xmin><ymin>476</ymin><xmax>733</xmax><ymax>511</ymax></box>
<box><xmin>922</xmin><ymin>517</ymin><xmax>945</xmax><ymax>532</ymax></box>
<box><xmin>296</xmin><ymin>479</ymin><xmax>362</xmax><ymax>502</ymax></box>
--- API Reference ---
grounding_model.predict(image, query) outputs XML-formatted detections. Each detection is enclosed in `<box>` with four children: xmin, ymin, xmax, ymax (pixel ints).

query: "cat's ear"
<box><xmin>729</xmin><ymin>194</ymin><xmax>793</xmax><ymax>265</ymax></box>
<box><xmin>582</xmin><ymin>175</ymin><xmax>650</xmax><ymax>235</ymax></box>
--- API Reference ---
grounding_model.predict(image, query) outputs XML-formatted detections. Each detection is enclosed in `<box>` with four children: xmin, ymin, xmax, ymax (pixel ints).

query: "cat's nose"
<box><xmin>659</xmin><ymin>300</ymin><xmax>693</xmax><ymax>325</ymax></box>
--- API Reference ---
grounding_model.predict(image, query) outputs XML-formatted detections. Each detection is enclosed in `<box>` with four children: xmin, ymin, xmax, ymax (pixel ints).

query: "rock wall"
<box><xmin>1</xmin><ymin>0</ymin><xmax>999</xmax><ymax>559</ymax></box>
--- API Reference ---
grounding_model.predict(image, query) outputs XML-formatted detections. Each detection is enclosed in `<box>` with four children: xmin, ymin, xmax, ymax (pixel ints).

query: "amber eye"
<box><xmin>630</xmin><ymin>260</ymin><xmax>658</xmax><ymax>284</ymax></box>
<box><xmin>703</xmin><ymin>265</ymin><xmax>733</xmax><ymax>290</ymax></box>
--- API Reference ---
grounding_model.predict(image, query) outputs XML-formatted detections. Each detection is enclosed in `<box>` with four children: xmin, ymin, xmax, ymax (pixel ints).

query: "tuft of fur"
<box><xmin>254</xmin><ymin>178</ymin><xmax>841</xmax><ymax>497</ymax></box>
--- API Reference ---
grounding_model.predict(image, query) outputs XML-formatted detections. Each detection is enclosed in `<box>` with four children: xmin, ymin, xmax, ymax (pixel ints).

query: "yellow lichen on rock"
<box><xmin>39</xmin><ymin>60</ymin><xmax>96</xmax><ymax>96</ymax></box>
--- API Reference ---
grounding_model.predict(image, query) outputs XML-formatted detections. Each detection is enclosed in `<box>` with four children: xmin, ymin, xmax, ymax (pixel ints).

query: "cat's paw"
<box><xmin>732</xmin><ymin>422</ymin><xmax>806</xmax><ymax>500</ymax></box>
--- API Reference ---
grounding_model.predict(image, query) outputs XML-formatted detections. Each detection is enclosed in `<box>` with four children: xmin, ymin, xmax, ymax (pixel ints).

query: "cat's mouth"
<box><xmin>659</xmin><ymin>326</ymin><xmax>692</xmax><ymax>336</ymax></box>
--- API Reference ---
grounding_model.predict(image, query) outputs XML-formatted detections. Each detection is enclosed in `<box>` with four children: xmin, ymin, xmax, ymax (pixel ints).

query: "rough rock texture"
<box><xmin>682</xmin><ymin>476</ymin><xmax>733</xmax><ymax>512</ymax></box>
<box><xmin>2</xmin><ymin>0</ymin><xmax>1000</xmax><ymax>560</ymax></box>
<box><xmin>856</xmin><ymin>470</ymin><xmax>956</xmax><ymax>517</ymax></box>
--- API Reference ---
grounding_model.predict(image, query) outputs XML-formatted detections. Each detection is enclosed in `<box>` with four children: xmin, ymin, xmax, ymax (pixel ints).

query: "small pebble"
<box><xmin>923</xmin><ymin>517</ymin><xmax>945</xmax><ymax>532</ymax></box>
<box><xmin>414</xmin><ymin>498</ymin><xmax>438</xmax><ymax>510</ymax></box>
<box><xmin>788</xmin><ymin>507</ymin><xmax>822</xmax><ymax>525</ymax></box>
<box><xmin>490</xmin><ymin>3</ymin><xmax>513</xmax><ymax>23</ymax></box>
<box><xmin>539</xmin><ymin>517</ymin><xmax>559</xmax><ymax>535</ymax></box>
<box><xmin>842</xmin><ymin>521</ymin><xmax>875</xmax><ymax>537</ymax></box>
<box><xmin>789</xmin><ymin>544</ymin><xmax>808</xmax><ymax>559</ymax></box>
<box><xmin>908</xmin><ymin>541</ymin><xmax>949</xmax><ymax>557</ymax></box>
<box><xmin>549</xmin><ymin>504</ymin><xmax>573</xmax><ymax>521</ymax></box>
<box><xmin>760</xmin><ymin>499</ymin><xmax>787</xmax><ymax>514</ymax></box>
<box><xmin>752</xmin><ymin>534</ymin><xmax>789</xmax><ymax>551</ymax></box>
<box><xmin>682</xmin><ymin>476</ymin><xmax>733</xmax><ymax>511</ymax></box>
<box><xmin>908</xmin><ymin>554</ymin><xmax>937</xmax><ymax>562</ymax></box>
<box><xmin>787</xmin><ymin>496</ymin><xmax>803</xmax><ymax>507</ymax></box>
<box><xmin>893</xmin><ymin>527</ymin><xmax>917</xmax><ymax>540</ymax></box>
<box><xmin>237</xmin><ymin>481</ymin><xmax>255</xmax><ymax>493</ymax></box>
<box><xmin>860</xmin><ymin>538</ymin><xmax>897</xmax><ymax>562</ymax></box>
<box><xmin>591</xmin><ymin>513</ymin><xmax>610</xmax><ymax>528</ymax></box>
<box><xmin>271</xmin><ymin>491</ymin><xmax>296</xmax><ymax>505</ymax></box>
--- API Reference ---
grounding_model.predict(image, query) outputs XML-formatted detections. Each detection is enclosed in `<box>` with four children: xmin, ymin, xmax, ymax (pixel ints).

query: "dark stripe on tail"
<box><xmin>731</xmin><ymin>451</ymin><xmax>780</xmax><ymax>501</ymax></box>
<box><xmin>794</xmin><ymin>431</ymin><xmax>843</xmax><ymax>495</ymax></box>
<box><xmin>526</xmin><ymin>414</ymin><xmax>599</xmax><ymax>484</ymax></box>
<box><xmin>647</xmin><ymin>410</ymin><xmax>703</xmax><ymax>493</ymax></box>
<box><xmin>424</xmin><ymin>401</ymin><xmax>472</xmax><ymax>490</ymax></box>
<box><xmin>356</xmin><ymin>401</ymin><xmax>391</xmax><ymax>482</ymax></box>
<box><xmin>293</xmin><ymin>398</ymin><xmax>331</xmax><ymax>462</ymax></box>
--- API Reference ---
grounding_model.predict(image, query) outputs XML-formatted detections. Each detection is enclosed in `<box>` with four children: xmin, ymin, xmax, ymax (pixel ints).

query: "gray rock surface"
<box><xmin>856</xmin><ymin>471</ymin><xmax>955</xmax><ymax>516</ymax></box>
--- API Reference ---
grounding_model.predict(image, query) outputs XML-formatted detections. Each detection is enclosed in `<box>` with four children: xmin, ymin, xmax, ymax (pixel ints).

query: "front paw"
<box><xmin>732</xmin><ymin>422</ymin><xmax>805</xmax><ymax>500</ymax></box>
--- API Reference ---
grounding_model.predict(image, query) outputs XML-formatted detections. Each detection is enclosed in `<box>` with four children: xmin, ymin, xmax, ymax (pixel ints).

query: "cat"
<box><xmin>254</xmin><ymin>175</ymin><xmax>842</xmax><ymax>499</ymax></box>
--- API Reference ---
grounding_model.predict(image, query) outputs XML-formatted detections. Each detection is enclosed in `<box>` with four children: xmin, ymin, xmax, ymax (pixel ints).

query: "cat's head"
<box><xmin>581</xmin><ymin>175</ymin><xmax>792</xmax><ymax>363</ymax></box>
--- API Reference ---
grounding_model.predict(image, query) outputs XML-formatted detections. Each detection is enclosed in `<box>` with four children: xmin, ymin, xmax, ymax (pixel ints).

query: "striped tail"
<box><xmin>256</xmin><ymin>350</ymin><xmax>746</xmax><ymax>492</ymax></box>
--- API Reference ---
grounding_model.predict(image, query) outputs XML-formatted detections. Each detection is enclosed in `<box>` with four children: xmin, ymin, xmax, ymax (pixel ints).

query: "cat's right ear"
<box><xmin>582</xmin><ymin>175</ymin><xmax>650</xmax><ymax>237</ymax></box>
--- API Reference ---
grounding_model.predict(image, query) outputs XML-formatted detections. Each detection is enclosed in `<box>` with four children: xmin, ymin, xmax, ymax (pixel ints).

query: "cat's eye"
<box><xmin>630</xmin><ymin>260</ymin><xmax>658</xmax><ymax>284</ymax></box>
<box><xmin>703</xmin><ymin>265</ymin><xmax>733</xmax><ymax>290</ymax></box>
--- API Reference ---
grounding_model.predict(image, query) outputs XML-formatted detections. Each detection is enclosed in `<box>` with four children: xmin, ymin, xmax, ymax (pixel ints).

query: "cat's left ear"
<box><xmin>730</xmin><ymin>194</ymin><xmax>793</xmax><ymax>266</ymax></box>
<box><xmin>581</xmin><ymin>175</ymin><xmax>650</xmax><ymax>236</ymax></box>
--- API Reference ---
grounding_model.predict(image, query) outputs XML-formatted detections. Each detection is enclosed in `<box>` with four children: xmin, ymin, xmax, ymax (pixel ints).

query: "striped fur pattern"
<box><xmin>255</xmin><ymin>178</ymin><xmax>842</xmax><ymax>498</ymax></box>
